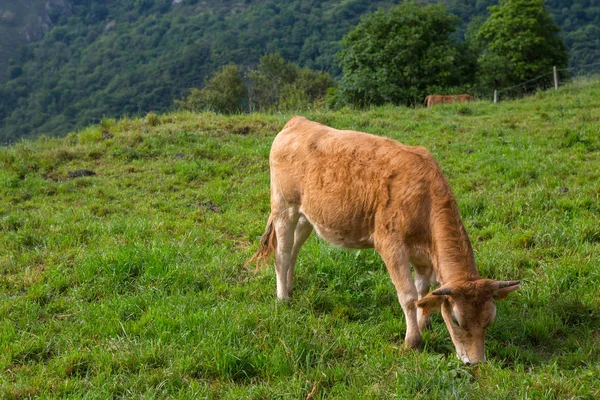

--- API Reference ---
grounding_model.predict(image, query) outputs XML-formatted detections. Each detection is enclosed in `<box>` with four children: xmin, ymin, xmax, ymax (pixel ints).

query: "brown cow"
<box><xmin>249</xmin><ymin>116</ymin><xmax>519</xmax><ymax>364</ymax></box>
<box><xmin>425</xmin><ymin>94</ymin><xmax>473</xmax><ymax>108</ymax></box>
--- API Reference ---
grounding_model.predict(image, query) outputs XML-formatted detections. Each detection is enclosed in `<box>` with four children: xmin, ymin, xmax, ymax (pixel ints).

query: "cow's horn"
<box><xmin>432</xmin><ymin>287</ymin><xmax>453</xmax><ymax>296</ymax></box>
<box><xmin>497</xmin><ymin>280</ymin><xmax>520</xmax><ymax>288</ymax></box>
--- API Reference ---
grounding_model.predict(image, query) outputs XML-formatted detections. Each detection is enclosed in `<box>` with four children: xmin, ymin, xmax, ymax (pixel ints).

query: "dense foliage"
<box><xmin>176</xmin><ymin>54</ymin><xmax>333</xmax><ymax>113</ymax></box>
<box><xmin>0</xmin><ymin>0</ymin><xmax>395</xmax><ymax>142</ymax></box>
<box><xmin>176</xmin><ymin>64</ymin><xmax>248</xmax><ymax>114</ymax></box>
<box><xmin>246</xmin><ymin>53</ymin><xmax>333</xmax><ymax>112</ymax></box>
<box><xmin>546</xmin><ymin>0</ymin><xmax>600</xmax><ymax>71</ymax></box>
<box><xmin>0</xmin><ymin>0</ymin><xmax>72</xmax><ymax>82</ymax></box>
<box><xmin>477</xmin><ymin>0</ymin><xmax>569</xmax><ymax>90</ymax></box>
<box><xmin>338</xmin><ymin>3</ymin><xmax>476</xmax><ymax>107</ymax></box>
<box><xmin>0</xmin><ymin>0</ymin><xmax>597</xmax><ymax>141</ymax></box>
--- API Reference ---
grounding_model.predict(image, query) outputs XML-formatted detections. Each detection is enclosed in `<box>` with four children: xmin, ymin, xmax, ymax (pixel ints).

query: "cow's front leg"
<box><xmin>377</xmin><ymin>243</ymin><xmax>421</xmax><ymax>349</ymax></box>
<box><xmin>415</xmin><ymin>271</ymin><xmax>432</xmax><ymax>332</ymax></box>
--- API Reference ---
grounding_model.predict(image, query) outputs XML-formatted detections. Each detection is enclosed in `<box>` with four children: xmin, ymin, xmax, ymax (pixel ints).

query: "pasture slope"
<box><xmin>1</xmin><ymin>78</ymin><xmax>599</xmax><ymax>399</ymax></box>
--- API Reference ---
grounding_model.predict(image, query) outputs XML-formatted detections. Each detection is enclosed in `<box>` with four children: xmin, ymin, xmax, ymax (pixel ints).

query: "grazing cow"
<box><xmin>456</xmin><ymin>94</ymin><xmax>474</xmax><ymax>103</ymax></box>
<box><xmin>249</xmin><ymin>117</ymin><xmax>519</xmax><ymax>364</ymax></box>
<box><xmin>425</xmin><ymin>94</ymin><xmax>474</xmax><ymax>108</ymax></box>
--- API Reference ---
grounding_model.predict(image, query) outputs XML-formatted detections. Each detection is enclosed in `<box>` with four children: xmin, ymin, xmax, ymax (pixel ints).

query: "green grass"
<box><xmin>1</xmin><ymin>78</ymin><xmax>599</xmax><ymax>398</ymax></box>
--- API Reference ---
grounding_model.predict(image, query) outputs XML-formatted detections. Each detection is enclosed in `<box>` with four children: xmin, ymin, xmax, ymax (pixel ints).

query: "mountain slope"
<box><xmin>0</xmin><ymin>0</ymin><xmax>72</xmax><ymax>81</ymax></box>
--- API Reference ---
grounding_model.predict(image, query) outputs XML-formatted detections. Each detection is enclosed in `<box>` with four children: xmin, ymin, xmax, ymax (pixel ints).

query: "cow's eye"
<box><xmin>451</xmin><ymin>315</ymin><xmax>460</xmax><ymax>328</ymax></box>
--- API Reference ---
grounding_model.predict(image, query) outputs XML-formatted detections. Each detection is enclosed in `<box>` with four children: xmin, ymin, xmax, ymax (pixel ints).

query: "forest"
<box><xmin>0</xmin><ymin>0</ymin><xmax>598</xmax><ymax>141</ymax></box>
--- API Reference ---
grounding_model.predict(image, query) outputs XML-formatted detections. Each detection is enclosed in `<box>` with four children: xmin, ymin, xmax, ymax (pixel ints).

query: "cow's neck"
<box><xmin>428</xmin><ymin>194</ymin><xmax>479</xmax><ymax>285</ymax></box>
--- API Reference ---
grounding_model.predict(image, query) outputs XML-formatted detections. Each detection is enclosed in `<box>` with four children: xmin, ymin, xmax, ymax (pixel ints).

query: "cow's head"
<box><xmin>416</xmin><ymin>279</ymin><xmax>519</xmax><ymax>364</ymax></box>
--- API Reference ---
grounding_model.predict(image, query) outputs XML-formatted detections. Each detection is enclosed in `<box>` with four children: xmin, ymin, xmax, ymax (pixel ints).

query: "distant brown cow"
<box><xmin>249</xmin><ymin>116</ymin><xmax>519</xmax><ymax>364</ymax></box>
<box><xmin>425</xmin><ymin>94</ymin><xmax>473</xmax><ymax>108</ymax></box>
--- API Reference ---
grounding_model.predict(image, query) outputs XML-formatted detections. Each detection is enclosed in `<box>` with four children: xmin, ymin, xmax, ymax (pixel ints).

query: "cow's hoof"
<box><xmin>405</xmin><ymin>335</ymin><xmax>423</xmax><ymax>351</ymax></box>
<box><xmin>418</xmin><ymin>318</ymin><xmax>432</xmax><ymax>332</ymax></box>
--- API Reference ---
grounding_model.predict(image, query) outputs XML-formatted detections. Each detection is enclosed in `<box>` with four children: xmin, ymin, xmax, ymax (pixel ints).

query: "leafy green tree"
<box><xmin>476</xmin><ymin>0</ymin><xmax>569</xmax><ymax>90</ymax></box>
<box><xmin>295</xmin><ymin>67</ymin><xmax>333</xmax><ymax>104</ymax></box>
<box><xmin>246</xmin><ymin>53</ymin><xmax>333</xmax><ymax>111</ymax></box>
<box><xmin>277</xmin><ymin>66</ymin><xmax>333</xmax><ymax>111</ymax></box>
<box><xmin>176</xmin><ymin>55</ymin><xmax>332</xmax><ymax>114</ymax></box>
<box><xmin>338</xmin><ymin>2</ymin><xmax>475</xmax><ymax>107</ymax></box>
<box><xmin>246</xmin><ymin>53</ymin><xmax>298</xmax><ymax>112</ymax></box>
<box><xmin>176</xmin><ymin>64</ymin><xmax>247</xmax><ymax>114</ymax></box>
<box><xmin>278</xmin><ymin>84</ymin><xmax>312</xmax><ymax>111</ymax></box>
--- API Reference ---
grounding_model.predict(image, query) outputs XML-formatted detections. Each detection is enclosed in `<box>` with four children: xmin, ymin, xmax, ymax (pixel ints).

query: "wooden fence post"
<box><xmin>494</xmin><ymin>90</ymin><xmax>497</xmax><ymax>104</ymax></box>
<box><xmin>553</xmin><ymin>66</ymin><xmax>558</xmax><ymax>89</ymax></box>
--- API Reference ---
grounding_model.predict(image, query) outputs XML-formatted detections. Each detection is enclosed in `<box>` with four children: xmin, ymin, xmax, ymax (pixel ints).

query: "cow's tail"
<box><xmin>424</xmin><ymin>95</ymin><xmax>429</xmax><ymax>106</ymax></box>
<box><xmin>246</xmin><ymin>216</ymin><xmax>277</xmax><ymax>270</ymax></box>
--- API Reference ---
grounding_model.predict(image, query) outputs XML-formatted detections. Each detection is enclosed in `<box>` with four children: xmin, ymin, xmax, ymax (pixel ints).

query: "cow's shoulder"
<box><xmin>283</xmin><ymin>115</ymin><xmax>308</xmax><ymax>130</ymax></box>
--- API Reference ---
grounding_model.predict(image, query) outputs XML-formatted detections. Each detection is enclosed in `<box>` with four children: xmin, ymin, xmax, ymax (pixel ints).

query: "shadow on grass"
<box><xmin>488</xmin><ymin>297</ymin><xmax>599</xmax><ymax>369</ymax></box>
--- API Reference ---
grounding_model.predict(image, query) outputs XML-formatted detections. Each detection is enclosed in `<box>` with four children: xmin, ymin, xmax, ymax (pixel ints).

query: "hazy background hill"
<box><xmin>0</xmin><ymin>0</ymin><xmax>598</xmax><ymax>141</ymax></box>
<box><xmin>0</xmin><ymin>0</ymin><xmax>71</xmax><ymax>81</ymax></box>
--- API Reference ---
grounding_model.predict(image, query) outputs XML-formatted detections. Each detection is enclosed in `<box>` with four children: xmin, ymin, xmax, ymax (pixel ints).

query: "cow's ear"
<box><xmin>491</xmin><ymin>280</ymin><xmax>520</xmax><ymax>300</ymax></box>
<box><xmin>416</xmin><ymin>293</ymin><xmax>445</xmax><ymax>315</ymax></box>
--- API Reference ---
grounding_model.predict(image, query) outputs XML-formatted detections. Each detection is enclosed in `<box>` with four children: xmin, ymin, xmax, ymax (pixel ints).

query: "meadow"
<box><xmin>0</xmin><ymin>78</ymin><xmax>599</xmax><ymax>398</ymax></box>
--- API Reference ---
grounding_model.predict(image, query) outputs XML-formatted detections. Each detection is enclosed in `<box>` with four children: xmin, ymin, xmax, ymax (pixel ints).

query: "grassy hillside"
<box><xmin>1</xmin><ymin>78</ymin><xmax>599</xmax><ymax>398</ymax></box>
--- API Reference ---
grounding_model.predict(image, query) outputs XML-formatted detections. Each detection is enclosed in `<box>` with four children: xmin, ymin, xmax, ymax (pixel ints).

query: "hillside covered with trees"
<box><xmin>0</xmin><ymin>0</ymin><xmax>73</xmax><ymax>82</ymax></box>
<box><xmin>0</xmin><ymin>0</ymin><xmax>597</xmax><ymax>141</ymax></box>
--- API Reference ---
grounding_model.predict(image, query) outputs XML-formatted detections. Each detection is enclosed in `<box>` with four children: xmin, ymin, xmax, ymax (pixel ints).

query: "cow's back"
<box><xmin>269</xmin><ymin>116</ymin><xmax>439</xmax><ymax>248</ymax></box>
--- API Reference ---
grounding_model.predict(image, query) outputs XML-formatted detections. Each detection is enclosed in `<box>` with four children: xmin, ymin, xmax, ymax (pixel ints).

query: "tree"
<box><xmin>176</xmin><ymin>55</ymin><xmax>333</xmax><ymax>114</ymax></box>
<box><xmin>278</xmin><ymin>67</ymin><xmax>332</xmax><ymax>111</ymax></box>
<box><xmin>476</xmin><ymin>0</ymin><xmax>569</xmax><ymax>90</ymax></box>
<box><xmin>246</xmin><ymin>53</ymin><xmax>297</xmax><ymax>111</ymax></box>
<box><xmin>337</xmin><ymin>2</ymin><xmax>475</xmax><ymax>107</ymax></box>
<box><xmin>176</xmin><ymin>64</ymin><xmax>247</xmax><ymax>114</ymax></box>
<box><xmin>246</xmin><ymin>53</ymin><xmax>333</xmax><ymax>111</ymax></box>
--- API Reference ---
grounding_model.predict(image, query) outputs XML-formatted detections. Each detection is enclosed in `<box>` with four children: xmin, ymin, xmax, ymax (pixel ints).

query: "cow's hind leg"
<box><xmin>286</xmin><ymin>214</ymin><xmax>313</xmax><ymax>295</ymax></box>
<box><xmin>377</xmin><ymin>241</ymin><xmax>422</xmax><ymax>349</ymax></box>
<box><xmin>272</xmin><ymin>208</ymin><xmax>300</xmax><ymax>301</ymax></box>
